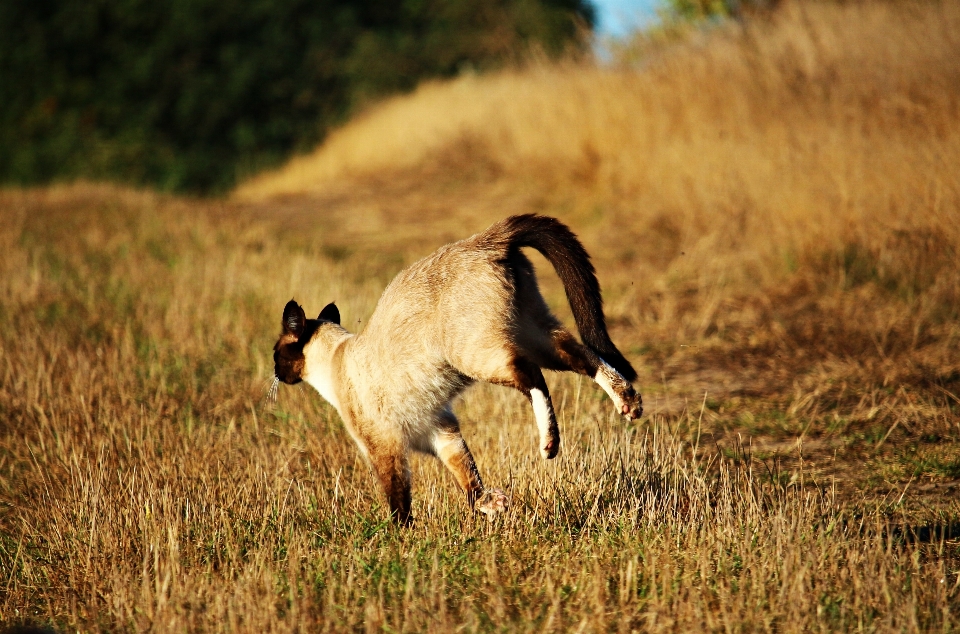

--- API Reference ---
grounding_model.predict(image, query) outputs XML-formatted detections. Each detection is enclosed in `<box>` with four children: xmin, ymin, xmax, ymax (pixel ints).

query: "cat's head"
<box><xmin>273</xmin><ymin>299</ymin><xmax>341</xmax><ymax>384</ymax></box>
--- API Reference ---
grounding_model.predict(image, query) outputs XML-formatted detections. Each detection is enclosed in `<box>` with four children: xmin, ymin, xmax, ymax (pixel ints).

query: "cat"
<box><xmin>273</xmin><ymin>214</ymin><xmax>642</xmax><ymax>525</ymax></box>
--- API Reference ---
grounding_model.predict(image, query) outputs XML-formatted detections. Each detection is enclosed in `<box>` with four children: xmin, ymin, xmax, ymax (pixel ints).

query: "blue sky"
<box><xmin>592</xmin><ymin>0</ymin><xmax>662</xmax><ymax>37</ymax></box>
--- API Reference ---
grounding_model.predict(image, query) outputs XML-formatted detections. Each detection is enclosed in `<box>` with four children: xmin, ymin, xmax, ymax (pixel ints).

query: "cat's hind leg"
<box><xmin>549</xmin><ymin>329</ymin><xmax>643</xmax><ymax>420</ymax></box>
<box><xmin>503</xmin><ymin>358</ymin><xmax>562</xmax><ymax>460</ymax></box>
<box><xmin>453</xmin><ymin>343</ymin><xmax>562</xmax><ymax>460</ymax></box>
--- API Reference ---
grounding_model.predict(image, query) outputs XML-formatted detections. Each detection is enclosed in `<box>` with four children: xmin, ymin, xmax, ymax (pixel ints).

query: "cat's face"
<box><xmin>273</xmin><ymin>300</ymin><xmax>340</xmax><ymax>384</ymax></box>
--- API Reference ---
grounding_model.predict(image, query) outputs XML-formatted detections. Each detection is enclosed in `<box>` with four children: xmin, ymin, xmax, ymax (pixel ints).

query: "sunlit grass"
<box><xmin>3</xmin><ymin>0</ymin><xmax>960</xmax><ymax>630</ymax></box>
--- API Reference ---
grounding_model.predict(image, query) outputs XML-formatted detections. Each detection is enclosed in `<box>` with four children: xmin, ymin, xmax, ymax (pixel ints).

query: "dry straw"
<box><xmin>2</xmin><ymin>1</ymin><xmax>959</xmax><ymax>631</ymax></box>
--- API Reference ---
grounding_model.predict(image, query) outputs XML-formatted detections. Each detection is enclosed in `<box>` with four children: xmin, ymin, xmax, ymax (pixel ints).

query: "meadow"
<box><xmin>2</xmin><ymin>1</ymin><xmax>959</xmax><ymax>631</ymax></box>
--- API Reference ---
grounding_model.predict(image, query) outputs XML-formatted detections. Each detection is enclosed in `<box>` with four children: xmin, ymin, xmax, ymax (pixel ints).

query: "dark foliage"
<box><xmin>0</xmin><ymin>0</ymin><xmax>593</xmax><ymax>193</ymax></box>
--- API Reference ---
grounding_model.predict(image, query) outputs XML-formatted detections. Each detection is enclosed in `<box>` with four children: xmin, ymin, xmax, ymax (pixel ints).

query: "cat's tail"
<box><xmin>489</xmin><ymin>213</ymin><xmax>637</xmax><ymax>382</ymax></box>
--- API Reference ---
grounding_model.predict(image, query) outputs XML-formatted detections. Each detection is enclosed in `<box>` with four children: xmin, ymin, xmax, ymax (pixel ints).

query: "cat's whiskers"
<box><xmin>259</xmin><ymin>375</ymin><xmax>280</xmax><ymax>410</ymax></box>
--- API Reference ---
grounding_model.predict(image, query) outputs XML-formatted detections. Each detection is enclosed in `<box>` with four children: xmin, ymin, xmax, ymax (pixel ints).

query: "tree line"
<box><xmin>0</xmin><ymin>0</ymin><xmax>593</xmax><ymax>193</ymax></box>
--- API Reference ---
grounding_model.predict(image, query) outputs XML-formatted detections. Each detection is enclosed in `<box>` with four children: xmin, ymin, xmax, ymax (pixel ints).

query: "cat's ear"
<box><xmin>318</xmin><ymin>302</ymin><xmax>340</xmax><ymax>324</ymax></box>
<box><xmin>282</xmin><ymin>299</ymin><xmax>306</xmax><ymax>338</ymax></box>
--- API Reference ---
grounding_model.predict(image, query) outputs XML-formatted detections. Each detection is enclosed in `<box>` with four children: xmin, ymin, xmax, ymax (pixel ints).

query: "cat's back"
<box><xmin>372</xmin><ymin>233</ymin><xmax>510</xmax><ymax>327</ymax></box>
<box><xmin>342</xmin><ymin>235</ymin><xmax>513</xmax><ymax>417</ymax></box>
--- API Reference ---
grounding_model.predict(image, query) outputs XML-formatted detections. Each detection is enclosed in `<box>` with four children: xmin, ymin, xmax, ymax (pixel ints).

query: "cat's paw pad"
<box><xmin>476</xmin><ymin>488</ymin><xmax>509</xmax><ymax>519</ymax></box>
<box><xmin>619</xmin><ymin>386</ymin><xmax>643</xmax><ymax>420</ymax></box>
<box><xmin>540</xmin><ymin>438</ymin><xmax>561</xmax><ymax>460</ymax></box>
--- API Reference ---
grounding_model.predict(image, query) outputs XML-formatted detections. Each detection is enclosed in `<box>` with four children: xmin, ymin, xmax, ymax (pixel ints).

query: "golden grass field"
<box><xmin>2</xmin><ymin>1</ymin><xmax>960</xmax><ymax>631</ymax></box>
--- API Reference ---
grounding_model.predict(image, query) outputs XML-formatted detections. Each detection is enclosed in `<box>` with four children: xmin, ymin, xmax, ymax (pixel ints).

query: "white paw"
<box><xmin>476</xmin><ymin>488</ymin><xmax>509</xmax><ymax>519</ymax></box>
<box><xmin>540</xmin><ymin>438</ymin><xmax>561</xmax><ymax>460</ymax></box>
<box><xmin>619</xmin><ymin>385</ymin><xmax>643</xmax><ymax>420</ymax></box>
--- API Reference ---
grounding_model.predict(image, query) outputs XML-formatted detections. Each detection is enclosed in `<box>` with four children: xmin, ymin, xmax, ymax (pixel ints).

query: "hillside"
<box><xmin>236</xmin><ymin>0</ymin><xmax>960</xmax><ymax>478</ymax></box>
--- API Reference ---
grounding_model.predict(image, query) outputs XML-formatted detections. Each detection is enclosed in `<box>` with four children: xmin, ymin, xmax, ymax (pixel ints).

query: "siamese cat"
<box><xmin>274</xmin><ymin>214</ymin><xmax>642</xmax><ymax>525</ymax></box>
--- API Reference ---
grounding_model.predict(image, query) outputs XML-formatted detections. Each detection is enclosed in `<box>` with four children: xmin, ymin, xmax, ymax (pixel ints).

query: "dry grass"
<box><xmin>238</xmin><ymin>2</ymin><xmax>960</xmax><ymax>292</ymax></box>
<box><xmin>3</xmin><ymin>1</ymin><xmax>960</xmax><ymax>631</ymax></box>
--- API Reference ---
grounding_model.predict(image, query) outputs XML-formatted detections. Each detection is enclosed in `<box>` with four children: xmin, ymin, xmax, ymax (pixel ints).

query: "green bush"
<box><xmin>0</xmin><ymin>0</ymin><xmax>593</xmax><ymax>193</ymax></box>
